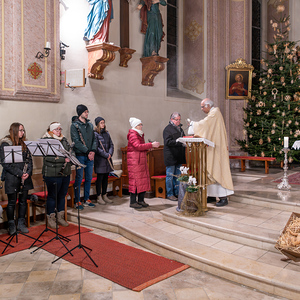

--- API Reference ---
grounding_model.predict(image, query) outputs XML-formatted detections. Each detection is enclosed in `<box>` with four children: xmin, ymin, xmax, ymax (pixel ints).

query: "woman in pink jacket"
<box><xmin>127</xmin><ymin>117</ymin><xmax>159</xmax><ymax>209</ymax></box>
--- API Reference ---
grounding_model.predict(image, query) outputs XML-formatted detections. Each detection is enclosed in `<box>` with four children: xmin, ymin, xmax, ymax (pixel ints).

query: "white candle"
<box><xmin>284</xmin><ymin>136</ymin><xmax>289</xmax><ymax>148</ymax></box>
<box><xmin>45</xmin><ymin>42</ymin><xmax>51</xmax><ymax>49</ymax></box>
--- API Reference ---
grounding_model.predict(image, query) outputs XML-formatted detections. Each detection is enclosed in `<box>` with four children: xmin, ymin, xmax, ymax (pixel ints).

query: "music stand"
<box><xmin>0</xmin><ymin>205</ymin><xmax>14</xmax><ymax>251</ymax></box>
<box><xmin>1</xmin><ymin>146</ymin><xmax>38</xmax><ymax>254</ymax></box>
<box><xmin>26</xmin><ymin>140</ymin><xmax>71</xmax><ymax>255</ymax></box>
<box><xmin>52</xmin><ymin>163</ymin><xmax>98</xmax><ymax>267</ymax></box>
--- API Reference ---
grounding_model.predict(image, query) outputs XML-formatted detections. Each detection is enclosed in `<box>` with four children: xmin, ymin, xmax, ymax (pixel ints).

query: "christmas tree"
<box><xmin>237</xmin><ymin>2</ymin><xmax>300</xmax><ymax>162</ymax></box>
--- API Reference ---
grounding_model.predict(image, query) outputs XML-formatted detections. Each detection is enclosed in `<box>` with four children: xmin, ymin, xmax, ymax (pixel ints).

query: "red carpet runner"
<box><xmin>274</xmin><ymin>172</ymin><xmax>300</xmax><ymax>185</ymax></box>
<box><xmin>0</xmin><ymin>224</ymin><xmax>189</xmax><ymax>291</ymax></box>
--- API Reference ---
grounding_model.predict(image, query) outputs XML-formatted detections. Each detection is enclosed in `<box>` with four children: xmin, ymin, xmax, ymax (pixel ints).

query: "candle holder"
<box><xmin>277</xmin><ymin>147</ymin><xmax>291</xmax><ymax>190</ymax></box>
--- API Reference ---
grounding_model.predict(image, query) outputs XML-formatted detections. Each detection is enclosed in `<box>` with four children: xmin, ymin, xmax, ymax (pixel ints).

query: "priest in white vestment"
<box><xmin>188</xmin><ymin>98</ymin><xmax>234</xmax><ymax>207</ymax></box>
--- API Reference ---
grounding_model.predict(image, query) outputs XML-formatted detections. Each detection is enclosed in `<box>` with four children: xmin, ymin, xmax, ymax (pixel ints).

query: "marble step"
<box><xmin>231</xmin><ymin>193</ymin><xmax>300</xmax><ymax>213</ymax></box>
<box><xmin>69</xmin><ymin>208</ymin><xmax>300</xmax><ymax>300</ymax></box>
<box><xmin>161</xmin><ymin>206</ymin><xmax>281</xmax><ymax>253</ymax></box>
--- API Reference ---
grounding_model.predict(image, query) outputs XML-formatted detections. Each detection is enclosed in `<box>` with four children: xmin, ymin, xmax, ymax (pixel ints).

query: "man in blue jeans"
<box><xmin>70</xmin><ymin>104</ymin><xmax>97</xmax><ymax>210</ymax></box>
<box><xmin>163</xmin><ymin>112</ymin><xmax>186</xmax><ymax>201</ymax></box>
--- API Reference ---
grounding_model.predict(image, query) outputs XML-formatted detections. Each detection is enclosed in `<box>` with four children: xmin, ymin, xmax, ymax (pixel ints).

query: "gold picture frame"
<box><xmin>225</xmin><ymin>58</ymin><xmax>254</xmax><ymax>100</ymax></box>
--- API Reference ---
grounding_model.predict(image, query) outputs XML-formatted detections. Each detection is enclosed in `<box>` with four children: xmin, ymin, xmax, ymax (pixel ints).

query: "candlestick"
<box><xmin>45</xmin><ymin>42</ymin><xmax>51</xmax><ymax>49</ymax></box>
<box><xmin>284</xmin><ymin>136</ymin><xmax>289</xmax><ymax>148</ymax></box>
<box><xmin>277</xmin><ymin>148</ymin><xmax>291</xmax><ymax>190</ymax></box>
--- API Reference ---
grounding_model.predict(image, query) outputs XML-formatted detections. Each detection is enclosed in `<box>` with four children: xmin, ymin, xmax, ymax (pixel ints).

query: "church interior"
<box><xmin>1</xmin><ymin>0</ymin><xmax>300</xmax><ymax>299</ymax></box>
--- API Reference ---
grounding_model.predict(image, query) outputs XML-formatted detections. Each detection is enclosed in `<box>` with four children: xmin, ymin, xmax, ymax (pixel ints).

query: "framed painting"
<box><xmin>225</xmin><ymin>58</ymin><xmax>254</xmax><ymax>100</ymax></box>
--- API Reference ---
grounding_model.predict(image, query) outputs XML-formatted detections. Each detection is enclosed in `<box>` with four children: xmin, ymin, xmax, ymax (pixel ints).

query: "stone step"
<box><xmin>231</xmin><ymin>193</ymin><xmax>300</xmax><ymax>213</ymax></box>
<box><xmin>68</xmin><ymin>205</ymin><xmax>300</xmax><ymax>300</ymax></box>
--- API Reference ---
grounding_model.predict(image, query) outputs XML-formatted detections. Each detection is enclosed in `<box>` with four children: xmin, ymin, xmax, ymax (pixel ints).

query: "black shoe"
<box><xmin>167</xmin><ymin>195</ymin><xmax>178</xmax><ymax>201</ymax></box>
<box><xmin>216</xmin><ymin>197</ymin><xmax>228</xmax><ymax>207</ymax></box>
<box><xmin>130</xmin><ymin>203</ymin><xmax>143</xmax><ymax>209</ymax></box>
<box><xmin>138</xmin><ymin>201</ymin><xmax>149</xmax><ymax>207</ymax></box>
<box><xmin>8</xmin><ymin>220</ymin><xmax>16</xmax><ymax>235</ymax></box>
<box><xmin>207</xmin><ymin>197</ymin><xmax>216</xmax><ymax>203</ymax></box>
<box><xmin>17</xmin><ymin>218</ymin><xmax>29</xmax><ymax>233</ymax></box>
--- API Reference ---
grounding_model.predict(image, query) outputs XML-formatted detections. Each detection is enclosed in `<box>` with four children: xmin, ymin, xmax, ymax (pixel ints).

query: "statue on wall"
<box><xmin>83</xmin><ymin>0</ymin><xmax>114</xmax><ymax>44</ymax></box>
<box><xmin>137</xmin><ymin>0</ymin><xmax>167</xmax><ymax>57</ymax></box>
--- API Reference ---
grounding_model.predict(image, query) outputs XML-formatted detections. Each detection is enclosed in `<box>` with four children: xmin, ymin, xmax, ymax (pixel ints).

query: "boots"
<box><xmin>47</xmin><ymin>213</ymin><xmax>58</xmax><ymax>229</ymax></box>
<box><xmin>17</xmin><ymin>218</ymin><xmax>29</xmax><ymax>233</ymax></box>
<box><xmin>57</xmin><ymin>211</ymin><xmax>69</xmax><ymax>227</ymax></box>
<box><xmin>103</xmin><ymin>194</ymin><xmax>113</xmax><ymax>203</ymax></box>
<box><xmin>8</xmin><ymin>220</ymin><xmax>16</xmax><ymax>235</ymax></box>
<box><xmin>97</xmin><ymin>195</ymin><xmax>106</xmax><ymax>205</ymax></box>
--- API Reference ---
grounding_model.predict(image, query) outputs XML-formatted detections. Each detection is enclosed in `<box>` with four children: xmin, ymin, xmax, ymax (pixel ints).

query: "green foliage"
<box><xmin>237</xmin><ymin>13</ymin><xmax>300</xmax><ymax>162</ymax></box>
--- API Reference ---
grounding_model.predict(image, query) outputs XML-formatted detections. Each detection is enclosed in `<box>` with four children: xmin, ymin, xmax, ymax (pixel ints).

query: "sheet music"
<box><xmin>3</xmin><ymin>146</ymin><xmax>23</xmax><ymax>163</ymax></box>
<box><xmin>25</xmin><ymin>141</ymin><xmax>46</xmax><ymax>156</ymax></box>
<box><xmin>38</xmin><ymin>139</ymin><xmax>65</xmax><ymax>157</ymax></box>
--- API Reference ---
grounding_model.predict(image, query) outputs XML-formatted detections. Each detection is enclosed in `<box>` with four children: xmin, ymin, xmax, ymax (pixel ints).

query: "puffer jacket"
<box><xmin>41</xmin><ymin>132</ymin><xmax>72</xmax><ymax>177</ymax></box>
<box><xmin>94</xmin><ymin>129</ymin><xmax>114</xmax><ymax>174</ymax></box>
<box><xmin>127</xmin><ymin>129</ymin><xmax>152</xmax><ymax>194</ymax></box>
<box><xmin>70</xmin><ymin>117</ymin><xmax>97</xmax><ymax>156</ymax></box>
<box><xmin>0</xmin><ymin>137</ymin><xmax>34</xmax><ymax>194</ymax></box>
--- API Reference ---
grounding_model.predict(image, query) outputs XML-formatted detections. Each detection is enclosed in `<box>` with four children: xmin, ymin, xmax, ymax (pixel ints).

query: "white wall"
<box><xmin>0</xmin><ymin>0</ymin><xmax>204</xmax><ymax>171</ymax></box>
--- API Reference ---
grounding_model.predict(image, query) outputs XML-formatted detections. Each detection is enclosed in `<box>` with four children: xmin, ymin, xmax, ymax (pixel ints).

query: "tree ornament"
<box><xmin>285</xmin><ymin>95</ymin><xmax>291</xmax><ymax>101</ymax></box>
<box><xmin>272</xmin><ymin>88</ymin><xmax>278</xmax><ymax>99</ymax></box>
<box><xmin>280</xmin><ymin>76</ymin><xmax>285</xmax><ymax>82</ymax></box>
<box><xmin>267</xmin><ymin>136</ymin><xmax>271</xmax><ymax>143</ymax></box>
<box><xmin>259</xmin><ymin>139</ymin><xmax>263</xmax><ymax>145</ymax></box>
<box><xmin>279</xmin><ymin>66</ymin><xmax>283</xmax><ymax>71</ymax></box>
<box><xmin>261</xmin><ymin>152</ymin><xmax>265</xmax><ymax>157</ymax></box>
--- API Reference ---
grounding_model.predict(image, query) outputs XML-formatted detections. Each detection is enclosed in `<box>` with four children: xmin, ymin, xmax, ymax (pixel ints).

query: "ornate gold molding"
<box><xmin>140</xmin><ymin>56</ymin><xmax>169</xmax><ymax>86</ymax></box>
<box><xmin>86</xmin><ymin>42</ymin><xmax>120</xmax><ymax>80</ymax></box>
<box><xmin>119</xmin><ymin>47</ymin><xmax>136</xmax><ymax>68</ymax></box>
<box><xmin>225</xmin><ymin>58</ymin><xmax>254</xmax><ymax>70</ymax></box>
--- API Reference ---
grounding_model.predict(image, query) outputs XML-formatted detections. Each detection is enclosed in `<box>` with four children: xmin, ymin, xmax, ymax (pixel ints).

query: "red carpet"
<box><xmin>274</xmin><ymin>172</ymin><xmax>300</xmax><ymax>185</ymax></box>
<box><xmin>0</xmin><ymin>224</ymin><xmax>189</xmax><ymax>291</ymax></box>
<box><xmin>0</xmin><ymin>223</ymin><xmax>92</xmax><ymax>257</ymax></box>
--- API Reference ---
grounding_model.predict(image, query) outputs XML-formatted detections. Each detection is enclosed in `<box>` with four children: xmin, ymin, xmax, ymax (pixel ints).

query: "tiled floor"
<box><xmin>0</xmin><ymin>167</ymin><xmax>297</xmax><ymax>299</ymax></box>
<box><xmin>0</xmin><ymin>226</ymin><xmax>287</xmax><ymax>300</ymax></box>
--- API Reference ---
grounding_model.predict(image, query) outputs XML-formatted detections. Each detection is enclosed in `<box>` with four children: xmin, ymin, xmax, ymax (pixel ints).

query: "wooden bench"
<box><xmin>0</xmin><ymin>199</ymin><xmax>32</xmax><ymax>228</ymax></box>
<box><xmin>151</xmin><ymin>175</ymin><xmax>166</xmax><ymax>198</ymax></box>
<box><xmin>229</xmin><ymin>156</ymin><xmax>276</xmax><ymax>174</ymax></box>
<box><xmin>31</xmin><ymin>191</ymin><xmax>68</xmax><ymax>222</ymax></box>
<box><xmin>67</xmin><ymin>173</ymin><xmax>122</xmax><ymax>208</ymax></box>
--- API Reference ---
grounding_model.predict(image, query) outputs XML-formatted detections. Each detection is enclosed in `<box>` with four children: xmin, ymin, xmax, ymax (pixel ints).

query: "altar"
<box><xmin>176</xmin><ymin>137</ymin><xmax>214</xmax><ymax>215</ymax></box>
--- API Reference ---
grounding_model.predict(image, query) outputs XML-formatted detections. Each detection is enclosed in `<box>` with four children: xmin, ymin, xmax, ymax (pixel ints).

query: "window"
<box><xmin>167</xmin><ymin>0</ymin><xmax>178</xmax><ymax>89</ymax></box>
<box><xmin>252</xmin><ymin>0</ymin><xmax>261</xmax><ymax>73</ymax></box>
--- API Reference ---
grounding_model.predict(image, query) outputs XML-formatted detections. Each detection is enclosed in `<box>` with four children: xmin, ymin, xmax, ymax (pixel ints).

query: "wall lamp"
<box><xmin>36</xmin><ymin>42</ymin><xmax>51</xmax><ymax>59</ymax></box>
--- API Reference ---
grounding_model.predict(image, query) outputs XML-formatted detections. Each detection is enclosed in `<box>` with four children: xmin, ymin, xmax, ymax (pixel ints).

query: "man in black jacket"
<box><xmin>163</xmin><ymin>112</ymin><xmax>186</xmax><ymax>201</ymax></box>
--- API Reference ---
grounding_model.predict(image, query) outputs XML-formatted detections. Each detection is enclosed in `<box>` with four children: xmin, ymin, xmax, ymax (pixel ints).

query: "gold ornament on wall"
<box><xmin>185</xmin><ymin>20</ymin><xmax>203</xmax><ymax>42</ymax></box>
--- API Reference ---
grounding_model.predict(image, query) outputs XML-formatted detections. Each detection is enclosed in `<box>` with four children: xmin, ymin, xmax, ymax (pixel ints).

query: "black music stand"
<box><xmin>52</xmin><ymin>163</ymin><xmax>98</xmax><ymax>267</ymax></box>
<box><xmin>0</xmin><ymin>205</ymin><xmax>14</xmax><ymax>251</ymax></box>
<box><xmin>26</xmin><ymin>140</ymin><xmax>71</xmax><ymax>255</ymax></box>
<box><xmin>1</xmin><ymin>146</ymin><xmax>37</xmax><ymax>254</ymax></box>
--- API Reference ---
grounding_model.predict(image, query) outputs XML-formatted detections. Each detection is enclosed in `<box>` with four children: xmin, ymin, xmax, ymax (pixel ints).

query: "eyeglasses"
<box><xmin>54</xmin><ymin>128</ymin><xmax>62</xmax><ymax>131</ymax></box>
<box><xmin>19</xmin><ymin>129</ymin><xmax>25</xmax><ymax>132</ymax></box>
<box><xmin>173</xmin><ymin>118</ymin><xmax>181</xmax><ymax>121</ymax></box>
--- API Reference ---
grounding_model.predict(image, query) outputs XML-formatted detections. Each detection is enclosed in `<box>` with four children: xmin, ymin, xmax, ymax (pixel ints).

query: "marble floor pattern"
<box><xmin>0</xmin><ymin>166</ymin><xmax>297</xmax><ymax>300</ymax></box>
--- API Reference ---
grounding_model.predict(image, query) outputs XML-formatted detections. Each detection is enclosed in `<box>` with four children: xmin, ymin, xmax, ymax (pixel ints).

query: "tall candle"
<box><xmin>284</xmin><ymin>136</ymin><xmax>289</xmax><ymax>148</ymax></box>
<box><xmin>45</xmin><ymin>42</ymin><xmax>51</xmax><ymax>49</ymax></box>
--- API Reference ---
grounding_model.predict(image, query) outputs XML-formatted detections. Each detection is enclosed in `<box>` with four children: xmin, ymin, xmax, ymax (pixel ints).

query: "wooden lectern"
<box><xmin>177</xmin><ymin>137</ymin><xmax>214</xmax><ymax>213</ymax></box>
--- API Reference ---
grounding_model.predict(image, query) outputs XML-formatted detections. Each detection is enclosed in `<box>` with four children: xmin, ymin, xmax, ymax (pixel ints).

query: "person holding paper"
<box><xmin>0</xmin><ymin>123</ymin><xmax>33</xmax><ymax>235</ymax></box>
<box><xmin>41</xmin><ymin>122</ymin><xmax>71</xmax><ymax>228</ymax></box>
<box><xmin>188</xmin><ymin>98</ymin><xmax>234</xmax><ymax>207</ymax></box>
<box><xmin>94</xmin><ymin>117</ymin><xmax>114</xmax><ymax>205</ymax></box>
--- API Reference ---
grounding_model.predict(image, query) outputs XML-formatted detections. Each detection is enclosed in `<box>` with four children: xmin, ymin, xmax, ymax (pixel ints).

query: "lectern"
<box><xmin>177</xmin><ymin>137</ymin><xmax>214</xmax><ymax>214</ymax></box>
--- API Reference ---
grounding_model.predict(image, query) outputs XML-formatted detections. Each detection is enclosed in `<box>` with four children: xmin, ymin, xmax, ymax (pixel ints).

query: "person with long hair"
<box><xmin>94</xmin><ymin>117</ymin><xmax>114</xmax><ymax>205</ymax></box>
<box><xmin>127</xmin><ymin>117</ymin><xmax>159</xmax><ymax>209</ymax></box>
<box><xmin>0</xmin><ymin>123</ymin><xmax>33</xmax><ymax>235</ymax></box>
<box><xmin>41</xmin><ymin>122</ymin><xmax>71</xmax><ymax>228</ymax></box>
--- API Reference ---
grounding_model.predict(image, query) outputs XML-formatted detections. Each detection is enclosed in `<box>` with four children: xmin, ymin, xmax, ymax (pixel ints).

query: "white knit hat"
<box><xmin>50</xmin><ymin>122</ymin><xmax>61</xmax><ymax>132</ymax></box>
<box><xmin>129</xmin><ymin>117</ymin><xmax>142</xmax><ymax>129</ymax></box>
